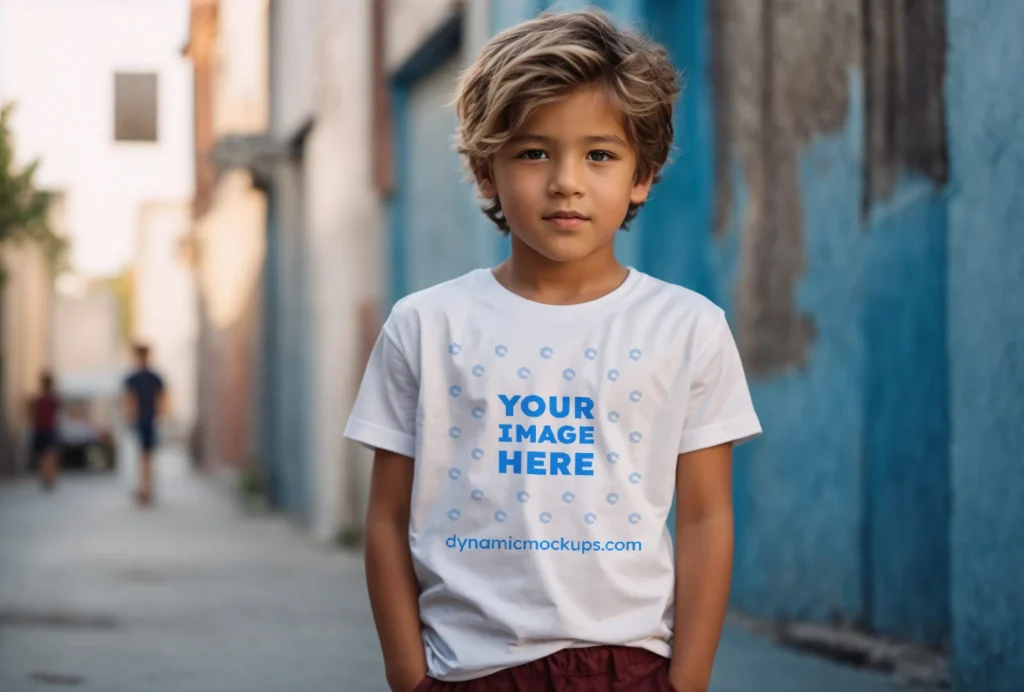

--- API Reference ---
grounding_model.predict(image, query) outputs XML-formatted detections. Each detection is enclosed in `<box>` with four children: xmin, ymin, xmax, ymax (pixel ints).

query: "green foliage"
<box><xmin>0</xmin><ymin>102</ymin><xmax>68</xmax><ymax>281</ymax></box>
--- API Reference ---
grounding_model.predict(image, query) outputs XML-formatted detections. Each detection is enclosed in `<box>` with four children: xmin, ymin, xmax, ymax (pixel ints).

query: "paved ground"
<box><xmin>0</xmin><ymin>448</ymin><xmax>925</xmax><ymax>692</ymax></box>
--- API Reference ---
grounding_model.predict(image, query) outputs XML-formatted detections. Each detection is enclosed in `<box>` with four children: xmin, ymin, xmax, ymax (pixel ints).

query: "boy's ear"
<box><xmin>475</xmin><ymin>164</ymin><xmax>498</xmax><ymax>199</ymax></box>
<box><xmin>630</xmin><ymin>170</ymin><xmax>656</xmax><ymax>206</ymax></box>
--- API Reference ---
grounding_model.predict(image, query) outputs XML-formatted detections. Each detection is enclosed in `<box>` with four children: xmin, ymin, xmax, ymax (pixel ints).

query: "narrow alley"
<box><xmin>0</xmin><ymin>450</ymin><xmax>384</xmax><ymax>692</ymax></box>
<box><xmin>1</xmin><ymin>450</ymin><xmax>925</xmax><ymax>692</ymax></box>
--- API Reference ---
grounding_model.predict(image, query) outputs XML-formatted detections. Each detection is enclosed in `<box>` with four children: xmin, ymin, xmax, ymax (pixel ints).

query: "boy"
<box><xmin>124</xmin><ymin>344</ymin><xmax>166</xmax><ymax>507</ymax></box>
<box><xmin>346</xmin><ymin>9</ymin><xmax>761</xmax><ymax>692</ymax></box>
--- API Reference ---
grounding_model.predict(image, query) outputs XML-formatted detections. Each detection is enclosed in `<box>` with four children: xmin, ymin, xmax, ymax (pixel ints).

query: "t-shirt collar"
<box><xmin>474</xmin><ymin>266</ymin><xmax>645</xmax><ymax>320</ymax></box>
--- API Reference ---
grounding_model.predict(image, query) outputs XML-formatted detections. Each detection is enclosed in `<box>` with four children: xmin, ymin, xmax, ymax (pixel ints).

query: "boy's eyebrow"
<box><xmin>511</xmin><ymin>133</ymin><xmax>630</xmax><ymax>147</ymax></box>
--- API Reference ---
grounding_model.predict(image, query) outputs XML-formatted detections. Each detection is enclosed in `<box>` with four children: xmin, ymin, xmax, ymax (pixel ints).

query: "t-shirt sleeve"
<box><xmin>678</xmin><ymin>311</ymin><xmax>762</xmax><ymax>455</ymax></box>
<box><xmin>343</xmin><ymin>322</ymin><xmax>419</xmax><ymax>458</ymax></box>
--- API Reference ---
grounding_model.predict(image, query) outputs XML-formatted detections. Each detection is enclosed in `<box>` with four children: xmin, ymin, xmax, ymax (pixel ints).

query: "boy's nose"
<box><xmin>548</xmin><ymin>160</ymin><xmax>584</xmax><ymax>197</ymax></box>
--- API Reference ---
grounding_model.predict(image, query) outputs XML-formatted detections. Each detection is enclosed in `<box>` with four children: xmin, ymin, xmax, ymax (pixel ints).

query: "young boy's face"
<box><xmin>478</xmin><ymin>85</ymin><xmax>653</xmax><ymax>264</ymax></box>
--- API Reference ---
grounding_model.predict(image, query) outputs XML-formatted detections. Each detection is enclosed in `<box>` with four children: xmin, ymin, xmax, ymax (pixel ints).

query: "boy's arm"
<box><xmin>668</xmin><ymin>442</ymin><xmax>735</xmax><ymax>692</ymax></box>
<box><xmin>365</xmin><ymin>448</ymin><xmax>427</xmax><ymax>692</ymax></box>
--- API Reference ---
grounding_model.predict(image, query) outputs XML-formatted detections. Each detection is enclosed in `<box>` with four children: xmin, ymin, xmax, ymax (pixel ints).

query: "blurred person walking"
<box><xmin>28</xmin><ymin>371</ymin><xmax>62</xmax><ymax>491</ymax></box>
<box><xmin>124</xmin><ymin>344</ymin><xmax>166</xmax><ymax>507</ymax></box>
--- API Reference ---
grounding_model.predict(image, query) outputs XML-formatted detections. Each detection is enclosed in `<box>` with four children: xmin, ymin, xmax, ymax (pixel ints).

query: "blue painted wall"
<box><xmin>491</xmin><ymin>0</ymin><xmax>539</xmax><ymax>31</ymax></box>
<box><xmin>640</xmin><ymin>0</ymin><xmax>715</xmax><ymax>300</ymax></box>
<box><xmin>946</xmin><ymin>0</ymin><xmax>1024</xmax><ymax>688</ymax></box>
<box><xmin>388</xmin><ymin>17</ymin><xmax>495</xmax><ymax>305</ymax></box>
<box><xmin>264</xmin><ymin>163</ymin><xmax>312</xmax><ymax>522</ymax></box>
<box><xmin>402</xmin><ymin>56</ymin><xmax>485</xmax><ymax>294</ymax></box>
<box><xmin>674</xmin><ymin>5</ymin><xmax>951</xmax><ymax>648</ymax></box>
<box><xmin>720</xmin><ymin>89</ymin><xmax>871</xmax><ymax>626</ymax></box>
<box><xmin>708</xmin><ymin>76</ymin><xmax>952</xmax><ymax>647</ymax></box>
<box><xmin>862</xmin><ymin>180</ymin><xmax>950</xmax><ymax>646</ymax></box>
<box><xmin>260</xmin><ymin>187</ymin><xmax>283</xmax><ymax>507</ymax></box>
<box><xmin>644</xmin><ymin>0</ymin><xmax>882</xmax><ymax>631</ymax></box>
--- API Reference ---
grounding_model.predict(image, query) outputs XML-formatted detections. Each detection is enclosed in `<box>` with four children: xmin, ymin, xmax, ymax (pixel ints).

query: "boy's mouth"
<box><xmin>543</xmin><ymin>210</ymin><xmax>590</xmax><ymax>230</ymax></box>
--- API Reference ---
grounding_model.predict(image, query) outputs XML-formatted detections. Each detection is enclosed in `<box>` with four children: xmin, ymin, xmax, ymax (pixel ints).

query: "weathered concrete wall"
<box><xmin>268</xmin><ymin>0</ymin><xmax>317</xmax><ymax>140</ymax></box>
<box><xmin>189</xmin><ymin>0</ymin><xmax>269</xmax><ymax>471</ymax></box>
<box><xmin>861</xmin><ymin>181</ymin><xmax>950</xmax><ymax>647</ymax></box>
<box><xmin>262</xmin><ymin>0</ymin><xmax>314</xmax><ymax>521</ymax></box>
<box><xmin>214</xmin><ymin>0</ymin><xmax>270</xmax><ymax>136</ymax></box>
<box><xmin>194</xmin><ymin>169</ymin><xmax>266</xmax><ymax>470</ymax></box>
<box><xmin>859</xmin><ymin>0</ymin><xmax>951</xmax><ymax>649</ymax></box>
<box><xmin>304</xmin><ymin>0</ymin><xmax>383</xmax><ymax>541</ymax></box>
<box><xmin>705</xmin><ymin>0</ymin><xmax>951</xmax><ymax>647</ymax></box>
<box><xmin>715</xmin><ymin>0</ymin><xmax>860</xmax><ymax>376</ymax></box>
<box><xmin>263</xmin><ymin>156</ymin><xmax>312</xmax><ymax>520</ymax></box>
<box><xmin>260</xmin><ymin>0</ymin><xmax>385</xmax><ymax>539</ymax></box>
<box><xmin>945</xmin><ymin>0</ymin><xmax>1024</xmax><ymax>688</ymax></box>
<box><xmin>710</xmin><ymin>0</ymin><xmax>869</xmax><ymax>628</ymax></box>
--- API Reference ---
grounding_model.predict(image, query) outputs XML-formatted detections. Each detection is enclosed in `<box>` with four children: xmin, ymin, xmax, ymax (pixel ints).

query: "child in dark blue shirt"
<box><xmin>124</xmin><ymin>344</ymin><xmax>166</xmax><ymax>507</ymax></box>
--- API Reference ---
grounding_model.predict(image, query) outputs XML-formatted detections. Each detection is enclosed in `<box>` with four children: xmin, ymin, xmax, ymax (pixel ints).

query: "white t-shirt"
<box><xmin>344</xmin><ymin>267</ymin><xmax>762</xmax><ymax>682</ymax></box>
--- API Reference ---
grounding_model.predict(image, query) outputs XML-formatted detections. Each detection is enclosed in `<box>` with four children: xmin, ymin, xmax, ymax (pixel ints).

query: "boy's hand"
<box><xmin>667</xmin><ymin>664</ymin><xmax>707</xmax><ymax>692</ymax></box>
<box><xmin>392</xmin><ymin>670</ymin><xmax>428</xmax><ymax>692</ymax></box>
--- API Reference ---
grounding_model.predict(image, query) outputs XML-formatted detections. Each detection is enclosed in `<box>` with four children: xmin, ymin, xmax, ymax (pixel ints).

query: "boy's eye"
<box><xmin>587</xmin><ymin>150</ymin><xmax>616</xmax><ymax>162</ymax></box>
<box><xmin>517</xmin><ymin>149</ymin><xmax>548</xmax><ymax>160</ymax></box>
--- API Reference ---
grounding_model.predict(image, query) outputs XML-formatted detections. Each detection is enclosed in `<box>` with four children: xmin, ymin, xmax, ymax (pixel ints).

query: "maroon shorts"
<box><xmin>413</xmin><ymin>645</ymin><xmax>673</xmax><ymax>692</ymax></box>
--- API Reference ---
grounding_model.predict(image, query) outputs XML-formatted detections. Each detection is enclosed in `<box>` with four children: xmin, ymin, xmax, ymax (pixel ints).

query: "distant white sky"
<box><xmin>0</xmin><ymin>0</ymin><xmax>194</xmax><ymax>277</ymax></box>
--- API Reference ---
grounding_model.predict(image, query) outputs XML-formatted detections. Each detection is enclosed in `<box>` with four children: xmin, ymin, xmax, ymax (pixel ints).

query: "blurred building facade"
<box><xmin>185</xmin><ymin>0</ymin><xmax>384</xmax><ymax>541</ymax></box>
<box><xmin>0</xmin><ymin>0</ymin><xmax>196</xmax><ymax>467</ymax></box>
<box><xmin>0</xmin><ymin>0</ymin><xmax>194</xmax><ymax>277</ymax></box>
<box><xmin>260</xmin><ymin>0</ymin><xmax>384</xmax><ymax>540</ymax></box>
<box><xmin>184</xmin><ymin>0</ymin><xmax>269</xmax><ymax>478</ymax></box>
<box><xmin>185</xmin><ymin>1</ymin><xmax>1022</xmax><ymax>688</ymax></box>
<box><xmin>0</xmin><ymin>240</ymin><xmax>53</xmax><ymax>472</ymax></box>
<box><xmin>0</xmin><ymin>176</ymin><xmax>62</xmax><ymax>471</ymax></box>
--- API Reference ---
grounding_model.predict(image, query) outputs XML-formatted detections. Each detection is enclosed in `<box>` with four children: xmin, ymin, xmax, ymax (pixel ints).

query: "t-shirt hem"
<box><xmin>343</xmin><ymin>418</ymin><xmax>416</xmax><ymax>458</ymax></box>
<box><xmin>678</xmin><ymin>414</ymin><xmax>763</xmax><ymax>455</ymax></box>
<box><xmin>427</xmin><ymin>638</ymin><xmax>671</xmax><ymax>682</ymax></box>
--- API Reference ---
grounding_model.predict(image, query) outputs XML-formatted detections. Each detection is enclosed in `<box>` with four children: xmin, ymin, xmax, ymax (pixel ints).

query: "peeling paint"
<box><xmin>713</xmin><ymin>0</ymin><xmax>860</xmax><ymax>375</ymax></box>
<box><xmin>712</xmin><ymin>0</ymin><xmax>953</xmax><ymax>648</ymax></box>
<box><xmin>862</xmin><ymin>0</ymin><xmax>948</xmax><ymax>209</ymax></box>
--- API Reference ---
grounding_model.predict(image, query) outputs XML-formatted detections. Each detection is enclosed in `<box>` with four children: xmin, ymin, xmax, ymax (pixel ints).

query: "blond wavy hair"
<box><xmin>454</xmin><ymin>8</ymin><xmax>681</xmax><ymax>232</ymax></box>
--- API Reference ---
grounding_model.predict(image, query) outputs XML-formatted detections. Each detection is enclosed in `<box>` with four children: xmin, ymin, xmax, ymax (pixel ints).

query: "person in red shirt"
<box><xmin>28</xmin><ymin>372</ymin><xmax>61</xmax><ymax>491</ymax></box>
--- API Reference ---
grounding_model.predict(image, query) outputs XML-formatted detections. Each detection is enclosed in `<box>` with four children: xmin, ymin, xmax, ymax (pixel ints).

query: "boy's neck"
<box><xmin>493</xmin><ymin>238</ymin><xmax>629</xmax><ymax>306</ymax></box>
